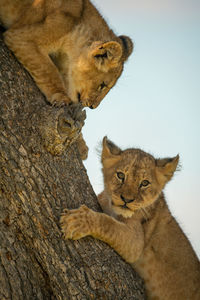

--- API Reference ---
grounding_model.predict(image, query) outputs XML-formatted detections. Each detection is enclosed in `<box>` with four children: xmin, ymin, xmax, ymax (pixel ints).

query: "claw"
<box><xmin>51</xmin><ymin>99</ymin><xmax>65</xmax><ymax>108</ymax></box>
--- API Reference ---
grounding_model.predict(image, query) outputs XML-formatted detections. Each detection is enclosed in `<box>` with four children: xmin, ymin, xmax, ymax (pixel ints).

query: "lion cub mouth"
<box><xmin>112</xmin><ymin>204</ymin><xmax>135</xmax><ymax>218</ymax></box>
<box><xmin>111</xmin><ymin>200</ymin><xmax>131</xmax><ymax>210</ymax></box>
<box><xmin>120</xmin><ymin>203</ymin><xmax>129</xmax><ymax>209</ymax></box>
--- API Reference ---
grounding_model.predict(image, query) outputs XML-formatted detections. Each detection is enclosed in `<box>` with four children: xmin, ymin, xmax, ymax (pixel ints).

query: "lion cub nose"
<box><xmin>120</xmin><ymin>195</ymin><xmax>135</xmax><ymax>203</ymax></box>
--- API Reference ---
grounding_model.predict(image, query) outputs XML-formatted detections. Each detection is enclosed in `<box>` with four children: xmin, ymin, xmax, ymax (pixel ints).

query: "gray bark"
<box><xmin>0</xmin><ymin>30</ymin><xmax>145</xmax><ymax>300</ymax></box>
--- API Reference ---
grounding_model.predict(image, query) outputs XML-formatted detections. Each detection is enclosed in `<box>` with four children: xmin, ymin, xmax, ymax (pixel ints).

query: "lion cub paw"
<box><xmin>60</xmin><ymin>205</ymin><xmax>95</xmax><ymax>240</ymax></box>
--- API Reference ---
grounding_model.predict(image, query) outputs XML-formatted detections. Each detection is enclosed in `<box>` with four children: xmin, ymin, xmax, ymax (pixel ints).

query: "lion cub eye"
<box><xmin>140</xmin><ymin>180</ymin><xmax>150</xmax><ymax>187</ymax></box>
<box><xmin>98</xmin><ymin>81</ymin><xmax>107</xmax><ymax>91</ymax></box>
<box><xmin>117</xmin><ymin>172</ymin><xmax>125</xmax><ymax>181</ymax></box>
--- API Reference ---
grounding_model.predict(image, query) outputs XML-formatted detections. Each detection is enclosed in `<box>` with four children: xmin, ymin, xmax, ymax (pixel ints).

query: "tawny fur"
<box><xmin>61</xmin><ymin>137</ymin><xmax>200</xmax><ymax>300</ymax></box>
<box><xmin>0</xmin><ymin>0</ymin><xmax>133</xmax><ymax>107</ymax></box>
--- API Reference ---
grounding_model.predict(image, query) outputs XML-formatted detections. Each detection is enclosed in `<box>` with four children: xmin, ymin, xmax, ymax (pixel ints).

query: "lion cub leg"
<box><xmin>4</xmin><ymin>27</ymin><xmax>70</xmax><ymax>106</ymax></box>
<box><xmin>3</xmin><ymin>6</ymin><xmax>79</xmax><ymax>106</ymax></box>
<box><xmin>60</xmin><ymin>205</ymin><xmax>144</xmax><ymax>264</ymax></box>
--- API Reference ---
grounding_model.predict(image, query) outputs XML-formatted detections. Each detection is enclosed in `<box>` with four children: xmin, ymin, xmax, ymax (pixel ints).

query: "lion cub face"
<box><xmin>68</xmin><ymin>38</ymin><xmax>132</xmax><ymax>109</ymax></box>
<box><xmin>101</xmin><ymin>137</ymin><xmax>179</xmax><ymax>218</ymax></box>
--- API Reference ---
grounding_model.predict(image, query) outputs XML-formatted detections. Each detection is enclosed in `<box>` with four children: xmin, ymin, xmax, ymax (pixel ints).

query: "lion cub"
<box><xmin>0</xmin><ymin>0</ymin><xmax>133</xmax><ymax>108</ymax></box>
<box><xmin>61</xmin><ymin>137</ymin><xmax>200</xmax><ymax>300</ymax></box>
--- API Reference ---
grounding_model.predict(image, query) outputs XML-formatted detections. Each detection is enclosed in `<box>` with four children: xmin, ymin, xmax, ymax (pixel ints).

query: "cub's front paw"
<box><xmin>51</xmin><ymin>93</ymin><xmax>71</xmax><ymax>107</ymax></box>
<box><xmin>60</xmin><ymin>205</ymin><xmax>95</xmax><ymax>240</ymax></box>
<box><xmin>58</xmin><ymin>103</ymin><xmax>86</xmax><ymax>144</ymax></box>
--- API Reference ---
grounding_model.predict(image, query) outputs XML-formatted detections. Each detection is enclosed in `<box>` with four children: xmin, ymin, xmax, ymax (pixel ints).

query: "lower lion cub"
<box><xmin>61</xmin><ymin>137</ymin><xmax>200</xmax><ymax>299</ymax></box>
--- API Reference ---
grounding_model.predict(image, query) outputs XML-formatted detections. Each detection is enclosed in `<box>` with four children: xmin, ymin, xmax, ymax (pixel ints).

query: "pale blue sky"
<box><xmin>83</xmin><ymin>0</ymin><xmax>200</xmax><ymax>257</ymax></box>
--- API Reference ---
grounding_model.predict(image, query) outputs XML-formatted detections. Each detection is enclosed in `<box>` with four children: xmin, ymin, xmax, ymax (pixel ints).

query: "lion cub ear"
<box><xmin>91</xmin><ymin>41</ymin><xmax>122</xmax><ymax>71</ymax></box>
<box><xmin>156</xmin><ymin>155</ymin><xmax>179</xmax><ymax>186</ymax></box>
<box><xmin>118</xmin><ymin>35</ymin><xmax>134</xmax><ymax>61</ymax></box>
<box><xmin>102</xmin><ymin>136</ymin><xmax>121</xmax><ymax>168</ymax></box>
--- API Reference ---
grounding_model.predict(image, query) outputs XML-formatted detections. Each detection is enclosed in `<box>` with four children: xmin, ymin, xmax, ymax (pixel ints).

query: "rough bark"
<box><xmin>0</xmin><ymin>30</ymin><xmax>145</xmax><ymax>300</ymax></box>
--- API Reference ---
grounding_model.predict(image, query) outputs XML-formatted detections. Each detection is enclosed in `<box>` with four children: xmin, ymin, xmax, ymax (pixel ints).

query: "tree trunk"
<box><xmin>0</xmin><ymin>30</ymin><xmax>145</xmax><ymax>300</ymax></box>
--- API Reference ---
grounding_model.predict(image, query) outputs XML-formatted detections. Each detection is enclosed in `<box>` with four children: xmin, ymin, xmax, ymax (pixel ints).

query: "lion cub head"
<box><xmin>68</xmin><ymin>36</ymin><xmax>133</xmax><ymax>109</ymax></box>
<box><xmin>101</xmin><ymin>137</ymin><xmax>179</xmax><ymax>218</ymax></box>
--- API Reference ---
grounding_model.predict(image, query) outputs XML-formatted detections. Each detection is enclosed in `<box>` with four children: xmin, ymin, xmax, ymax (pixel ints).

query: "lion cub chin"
<box><xmin>61</xmin><ymin>137</ymin><xmax>200</xmax><ymax>300</ymax></box>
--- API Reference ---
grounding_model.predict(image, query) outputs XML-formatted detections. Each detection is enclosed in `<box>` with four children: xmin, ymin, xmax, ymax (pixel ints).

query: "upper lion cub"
<box><xmin>61</xmin><ymin>137</ymin><xmax>200</xmax><ymax>300</ymax></box>
<box><xmin>0</xmin><ymin>0</ymin><xmax>133</xmax><ymax>108</ymax></box>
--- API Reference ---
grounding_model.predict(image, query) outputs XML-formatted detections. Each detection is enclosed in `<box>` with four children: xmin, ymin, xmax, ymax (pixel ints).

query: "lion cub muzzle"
<box><xmin>120</xmin><ymin>195</ymin><xmax>135</xmax><ymax>204</ymax></box>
